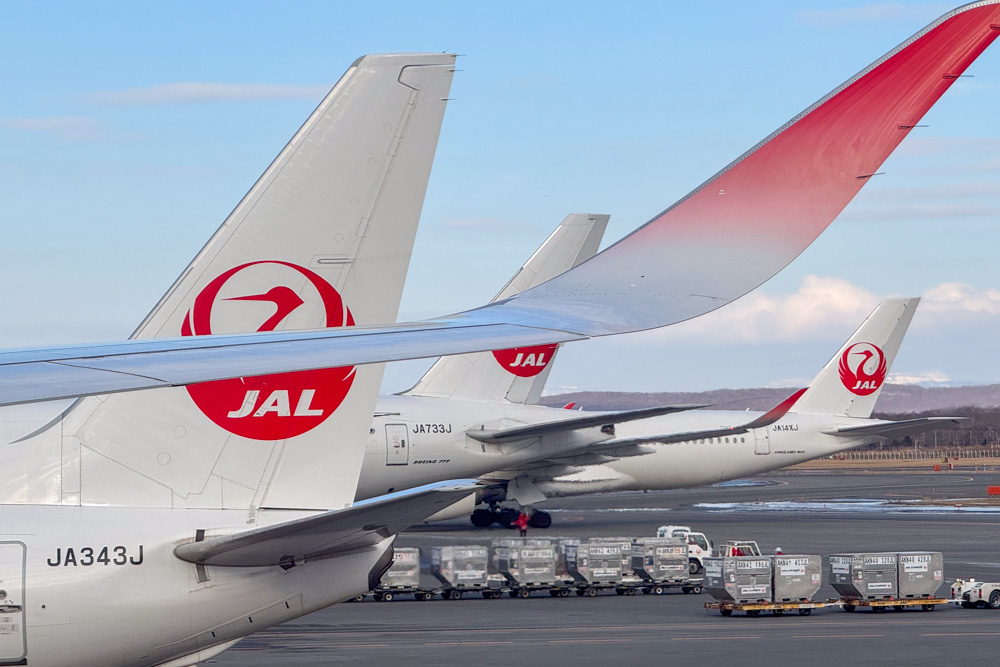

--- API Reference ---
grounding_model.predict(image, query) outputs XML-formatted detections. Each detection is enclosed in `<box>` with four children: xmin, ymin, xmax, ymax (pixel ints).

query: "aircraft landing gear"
<box><xmin>470</xmin><ymin>509</ymin><xmax>495</xmax><ymax>528</ymax></box>
<box><xmin>468</xmin><ymin>506</ymin><xmax>553</xmax><ymax>529</ymax></box>
<box><xmin>528</xmin><ymin>511</ymin><xmax>552</xmax><ymax>528</ymax></box>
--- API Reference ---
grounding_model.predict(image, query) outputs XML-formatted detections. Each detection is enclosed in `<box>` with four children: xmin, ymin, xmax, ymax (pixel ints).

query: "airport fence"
<box><xmin>832</xmin><ymin>448</ymin><xmax>1000</xmax><ymax>461</ymax></box>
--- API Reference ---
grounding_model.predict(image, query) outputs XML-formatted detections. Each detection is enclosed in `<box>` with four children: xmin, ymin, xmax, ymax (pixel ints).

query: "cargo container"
<box><xmin>431</xmin><ymin>545</ymin><xmax>494</xmax><ymax>599</ymax></box>
<box><xmin>772</xmin><ymin>555</ymin><xmax>823</xmax><ymax>602</ymax></box>
<box><xmin>829</xmin><ymin>553</ymin><xmax>897</xmax><ymax>600</ymax></box>
<box><xmin>494</xmin><ymin>538</ymin><xmax>562</xmax><ymax>597</ymax></box>
<box><xmin>372</xmin><ymin>547</ymin><xmax>427</xmax><ymax>600</ymax></box>
<box><xmin>704</xmin><ymin>556</ymin><xmax>773</xmax><ymax>603</ymax></box>
<box><xmin>897</xmin><ymin>552</ymin><xmax>944</xmax><ymax>599</ymax></box>
<box><xmin>632</xmin><ymin>537</ymin><xmax>689</xmax><ymax>585</ymax></box>
<box><xmin>562</xmin><ymin>540</ymin><xmax>626</xmax><ymax>595</ymax></box>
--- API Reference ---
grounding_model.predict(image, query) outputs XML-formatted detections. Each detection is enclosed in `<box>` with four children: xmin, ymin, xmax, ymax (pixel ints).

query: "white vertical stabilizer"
<box><xmin>402</xmin><ymin>213</ymin><xmax>608</xmax><ymax>404</ymax></box>
<box><xmin>2</xmin><ymin>54</ymin><xmax>456</xmax><ymax>511</ymax></box>
<box><xmin>791</xmin><ymin>297</ymin><xmax>919</xmax><ymax>418</ymax></box>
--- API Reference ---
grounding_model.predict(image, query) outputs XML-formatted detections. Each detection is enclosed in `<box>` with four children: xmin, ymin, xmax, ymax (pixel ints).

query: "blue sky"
<box><xmin>1</xmin><ymin>1</ymin><xmax>998</xmax><ymax>394</ymax></box>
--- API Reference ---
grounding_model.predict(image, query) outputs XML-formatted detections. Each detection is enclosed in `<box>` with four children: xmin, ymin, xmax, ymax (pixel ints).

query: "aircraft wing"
<box><xmin>4</xmin><ymin>2</ymin><xmax>1000</xmax><ymax>407</ymax></box>
<box><xmin>465</xmin><ymin>404</ymin><xmax>707</xmax><ymax>443</ymax></box>
<box><xmin>519</xmin><ymin>389</ymin><xmax>807</xmax><ymax>464</ymax></box>
<box><xmin>822</xmin><ymin>417</ymin><xmax>965</xmax><ymax>439</ymax></box>
<box><xmin>173</xmin><ymin>481</ymin><xmax>478</xmax><ymax>567</ymax></box>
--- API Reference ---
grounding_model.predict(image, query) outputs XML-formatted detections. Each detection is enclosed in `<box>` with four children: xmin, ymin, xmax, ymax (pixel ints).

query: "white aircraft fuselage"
<box><xmin>357</xmin><ymin>395</ymin><xmax>871</xmax><ymax>501</ymax></box>
<box><xmin>1</xmin><ymin>506</ymin><xmax>389</xmax><ymax>667</ymax></box>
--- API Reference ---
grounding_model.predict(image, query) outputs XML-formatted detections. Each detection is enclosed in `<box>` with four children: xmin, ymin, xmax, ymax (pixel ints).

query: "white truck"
<box><xmin>952</xmin><ymin>579</ymin><xmax>1000</xmax><ymax>609</ymax></box>
<box><xmin>656</xmin><ymin>525</ymin><xmax>713</xmax><ymax>574</ymax></box>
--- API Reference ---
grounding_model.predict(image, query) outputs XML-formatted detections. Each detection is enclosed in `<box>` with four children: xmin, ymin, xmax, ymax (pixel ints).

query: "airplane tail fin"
<box><xmin>8</xmin><ymin>54</ymin><xmax>456</xmax><ymax>510</ymax></box>
<box><xmin>790</xmin><ymin>298</ymin><xmax>919</xmax><ymax>418</ymax></box>
<box><xmin>402</xmin><ymin>213</ymin><xmax>608</xmax><ymax>403</ymax></box>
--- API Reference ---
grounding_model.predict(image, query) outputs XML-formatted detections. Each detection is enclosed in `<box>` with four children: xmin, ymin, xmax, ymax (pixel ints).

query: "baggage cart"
<box><xmin>431</xmin><ymin>545</ymin><xmax>500</xmax><ymax>599</ymax></box>
<box><xmin>705</xmin><ymin>600</ymin><xmax>830</xmax><ymax>616</ymax></box>
<box><xmin>834</xmin><ymin>597</ymin><xmax>952</xmax><ymax>612</ymax></box>
<box><xmin>494</xmin><ymin>538</ymin><xmax>564</xmax><ymax>598</ymax></box>
<box><xmin>631</xmin><ymin>537</ymin><xmax>699</xmax><ymax>595</ymax></box>
<box><xmin>562</xmin><ymin>540</ymin><xmax>626</xmax><ymax>596</ymax></box>
<box><xmin>373</xmin><ymin>547</ymin><xmax>435</xmax><ymax>601</ymax></box>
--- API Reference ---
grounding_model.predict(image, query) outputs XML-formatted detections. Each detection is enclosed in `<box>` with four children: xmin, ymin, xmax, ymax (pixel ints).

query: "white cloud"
<box><xmin>0</xmin><ymin>117</ymin><xmax>105</xmax><ymax>141</ymax></box>
<box><xmin>637</xmin><ymin>277</ymin><xmax>1000</xmax><ymax>346</ymax></box>
<box><xmin>647</xmin><ymin>275</ymin><xmax>881</xmax><ymax>345</ymax></box>
<box><xmin>797</xmin><ymin>3</ymin><xmax>951</xmax><ymax>27</ymax></box>
<box><xmin>921</xmin><ymin>282</ymin><xmax>1000</xmax><ymax>315</ymax></box>
<box><xmin>91</xmin><ymin>83</ymin><xmax>327</xmax><ymax>105</ymax></box>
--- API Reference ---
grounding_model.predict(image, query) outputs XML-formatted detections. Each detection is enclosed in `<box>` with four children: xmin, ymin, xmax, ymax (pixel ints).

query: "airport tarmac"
<box><xmin>212</xmin><ymin>470</ymin><xmax>1000</xmax><ymax>666</ymax></box>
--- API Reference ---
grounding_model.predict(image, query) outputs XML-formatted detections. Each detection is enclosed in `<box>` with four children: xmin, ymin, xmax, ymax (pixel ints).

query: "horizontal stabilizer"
<box><xmin>174</xmin><ymin>481</ymin><xmax>477</xmax><ymax>567</ymax></box>
<box><xmin>822</xmin><ymin>417</ymin><xmax>965</xmax><ymax>439</ymax></box>
<box><xmin>466</xmin><ymin>404</ymin><xmax>706</xmax><ymax>443</ymax></box>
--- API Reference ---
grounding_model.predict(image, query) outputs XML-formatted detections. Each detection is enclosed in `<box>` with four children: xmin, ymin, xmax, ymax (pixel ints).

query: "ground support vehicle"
<box><xmin>953</xmin><ymin>579</ymin><xmax>1000</xmax><ymax>609</ymax></box>
<box><xmin>834</xmin><ymin>597</ymin><xmax>952</xmax><ymax>612</ymax></box>
<box><xmin>705</xmin><ymin>600</ymin><xmax>829</xmax><ymax>616</ymax></box>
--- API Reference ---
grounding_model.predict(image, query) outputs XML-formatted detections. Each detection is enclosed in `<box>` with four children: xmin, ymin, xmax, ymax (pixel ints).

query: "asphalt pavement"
<box><xmin>210</xmin><ymin>469</ymin><xmax>1000</xmax><ymax>666</ymax></box>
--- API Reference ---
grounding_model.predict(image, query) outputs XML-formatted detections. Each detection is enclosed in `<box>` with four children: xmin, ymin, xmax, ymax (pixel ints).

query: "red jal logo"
<box><xmin>838</xmin><ymin>342</ymin><xmax>887</xmax><ymax>396</ymax></box>
<box><xmin>492</xmin><ymin>344</ymin><xmax>558</xmax><ymax>378</ymax></box>
<box><xmin>181</xmin><ymin>261</ymin><xmax>355</xmax><ymax>441</ymax></box>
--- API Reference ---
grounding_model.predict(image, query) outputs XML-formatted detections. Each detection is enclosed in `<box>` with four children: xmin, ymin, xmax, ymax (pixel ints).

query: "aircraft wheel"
<box><xmin>471</xmin><ymin>509</ymin><xmax>495</xmax><ymax>528</ymax></box>
<box><xmin>528</xmin><ymin>511</ymin><xmax>552</xmax><ymax>529</ymax></box>
<box><xmin>496</xmin><ymin>508</ymin><xmax>518</xmax><ymax>529</ymax></box>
